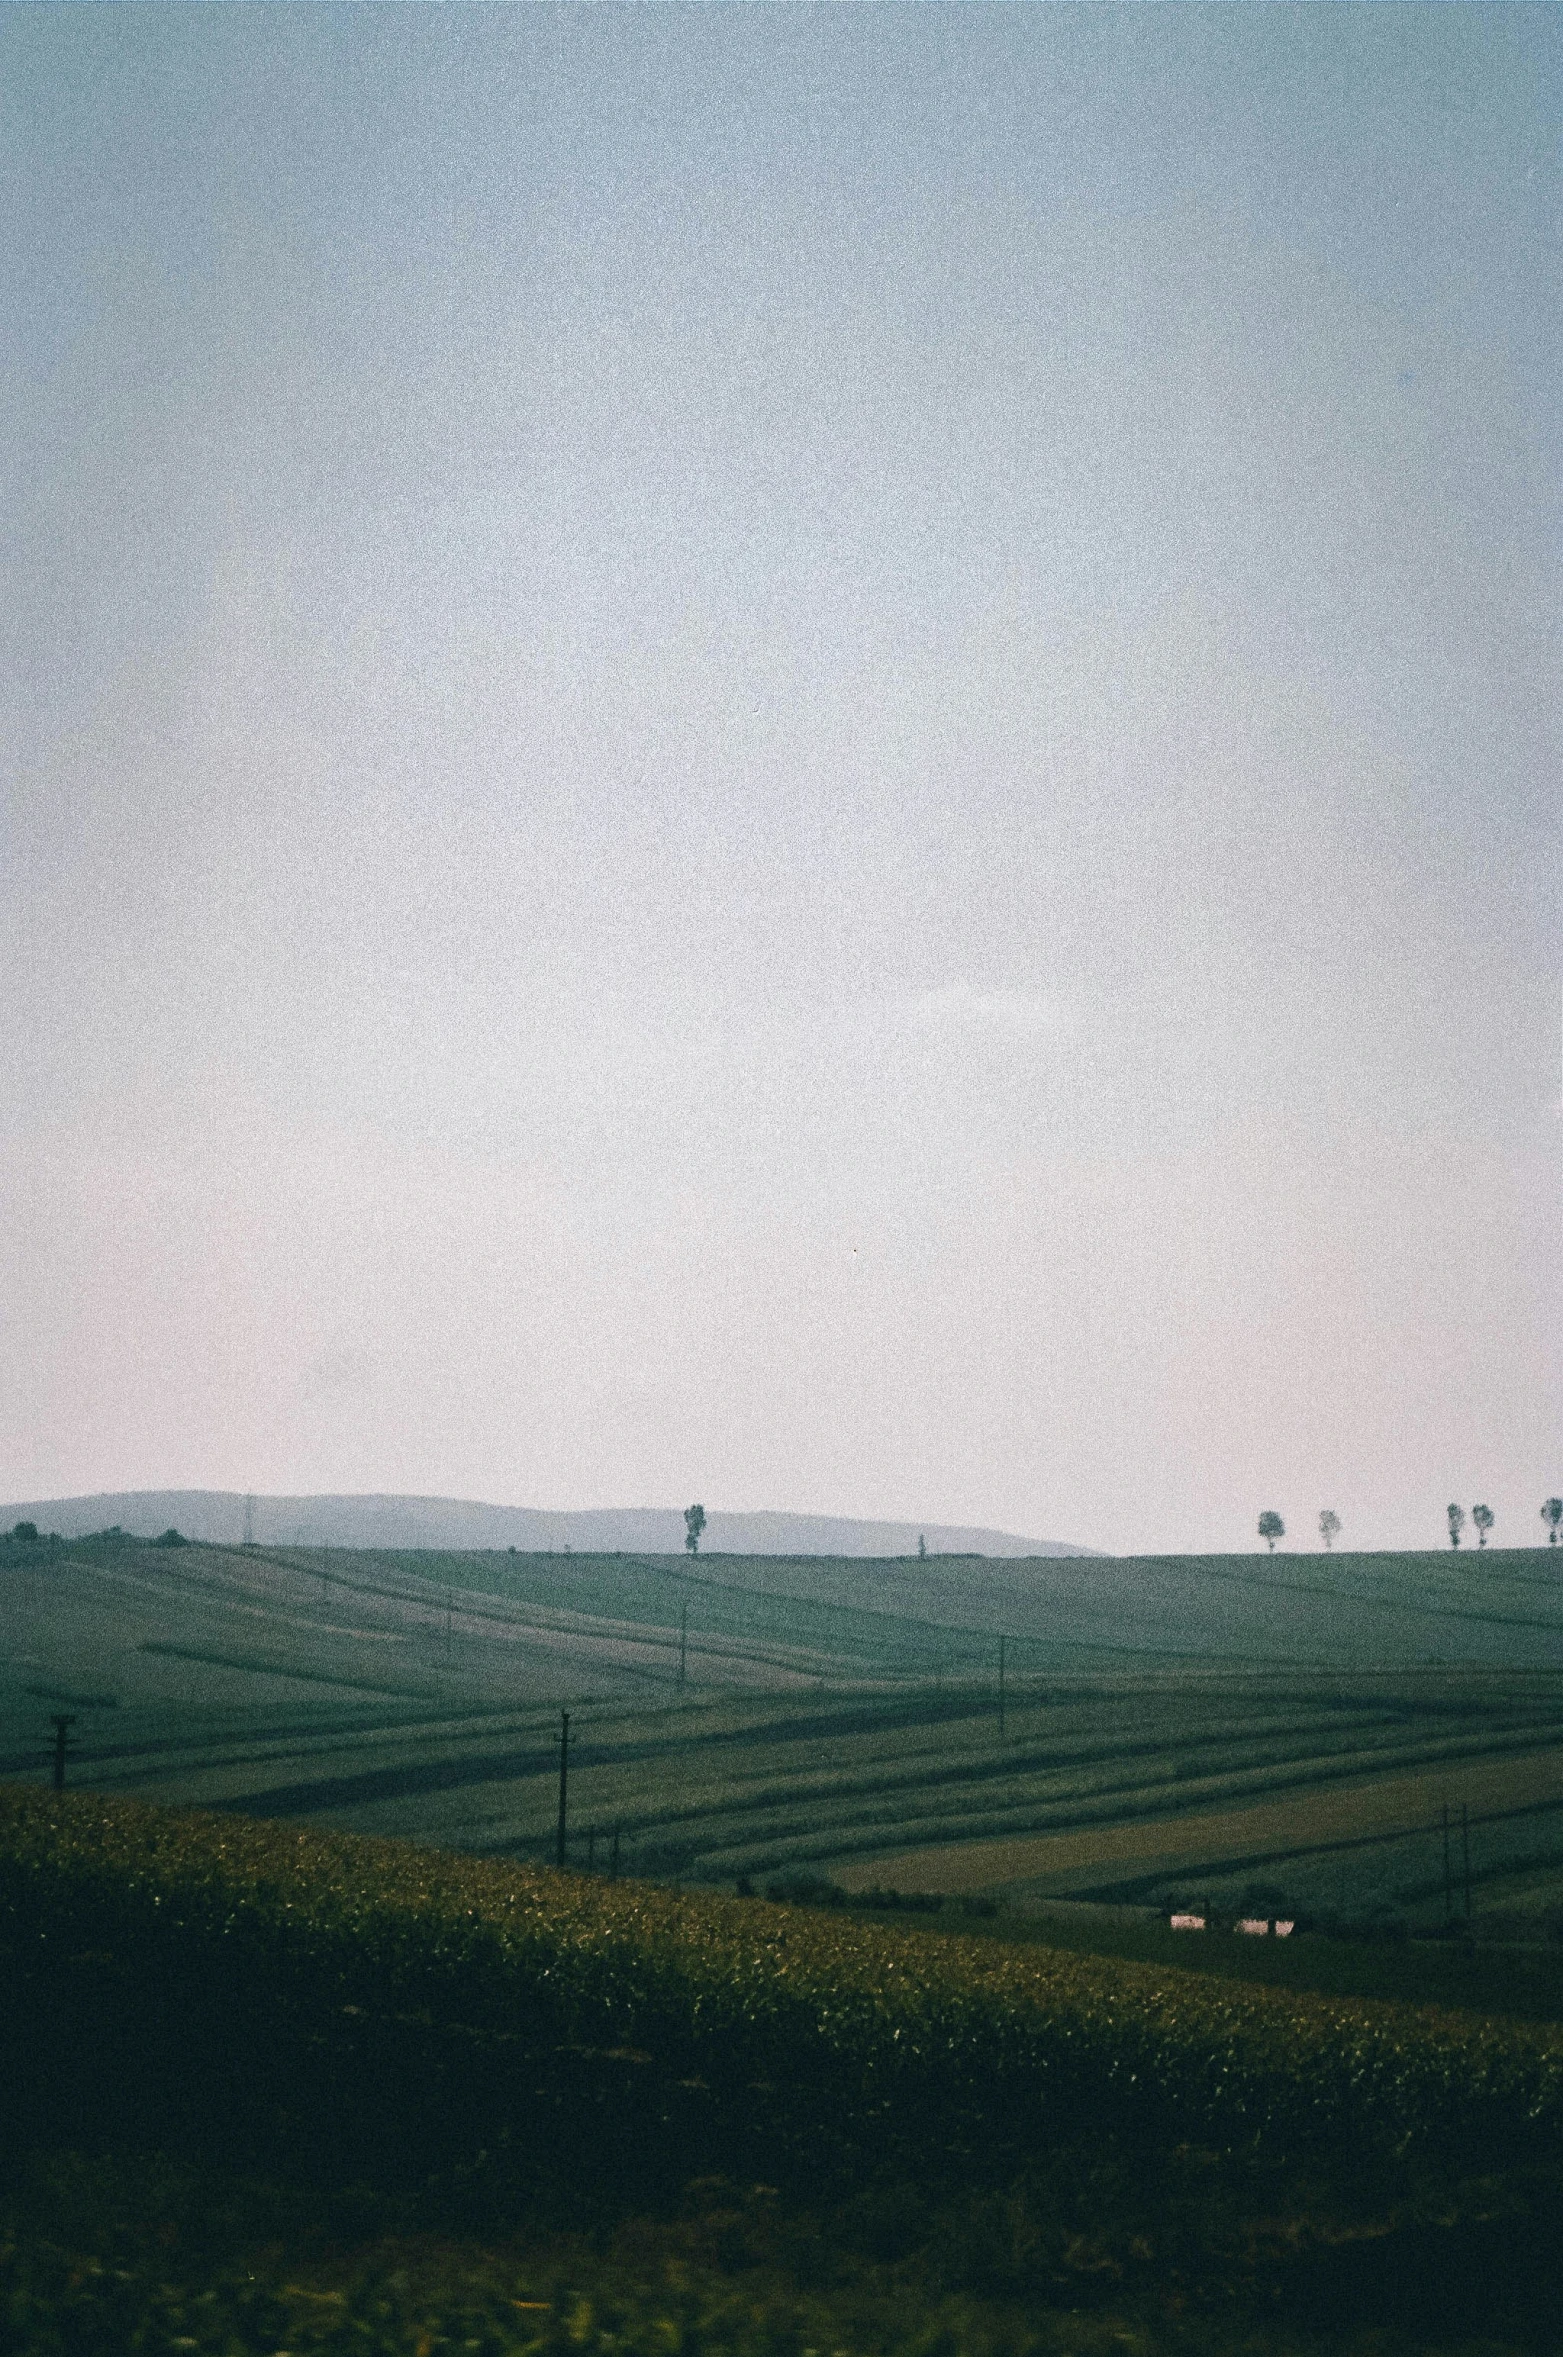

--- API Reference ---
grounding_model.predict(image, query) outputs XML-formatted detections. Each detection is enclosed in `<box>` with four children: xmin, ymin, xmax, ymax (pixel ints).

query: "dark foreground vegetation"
<box><xmin>766</xmin><ymin>1873</ymin><xmax>1563</xmax><ymax>2026</ymax></box>
<box><xmin>4</xmin><ymin>1787</ymin><xmax>1563</xmax><ymax>2354</ymax></box>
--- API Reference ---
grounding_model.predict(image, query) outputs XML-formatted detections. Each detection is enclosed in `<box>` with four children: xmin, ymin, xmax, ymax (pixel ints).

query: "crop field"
<box><xmin>6</xmin><ymin>1533</ymin><xmax>1563</xmax><ymax>1934</ymax></box>
<box><xmin>18</xmin><ymin>1782</ymin><xmax>1557</xmax><ymax>2163</ymax></box>
<box><xmin>833</xmin><ymin>1732</ymin><xmax>1563</xmax><ymax>1932</ymax></box>
<box><xmin>5</xmin><ymin>1786</ymin><xmax>1563</xmax><ymax>2354</ymax></box>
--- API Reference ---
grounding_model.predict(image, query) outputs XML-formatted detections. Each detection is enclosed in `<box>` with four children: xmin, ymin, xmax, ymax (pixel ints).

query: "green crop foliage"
<box><xmin>4</xmin><ymin>1785</ymin><xmax>1562</xmax><ymax>2183</ymax></box>
<box><xmin>8</xmin><ymin>1788</ymin><xmax>1563</xmax><ymax>2353</ymax></box>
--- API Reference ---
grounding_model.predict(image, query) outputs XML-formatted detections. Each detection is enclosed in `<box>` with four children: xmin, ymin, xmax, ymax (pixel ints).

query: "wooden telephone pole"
<box><xmin>49</xmin><ymin>1714</ymin><xmax>77</xmax><ymax>1792</ymax></box>
<box><xmin>555</xmin><ymin>1711</ymin><xmax>571</xmax><ymax>1869</ymax></box>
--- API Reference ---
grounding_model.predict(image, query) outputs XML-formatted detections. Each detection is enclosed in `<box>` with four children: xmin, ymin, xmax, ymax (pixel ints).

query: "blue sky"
<box><xmin>2</xmin><ymin>3</ymin><xmax>1558</xmax><ymax>1552</ymax></box>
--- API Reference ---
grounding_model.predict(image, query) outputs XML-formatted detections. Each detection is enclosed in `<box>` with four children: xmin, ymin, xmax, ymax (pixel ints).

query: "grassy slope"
<box><xmin>428</xmin><ymin>1539</ymin><xmax>1563</xmax><ymax>1675</ymax></box>
<box><xmin>11</xmin><ymin>1537</ymin><xmax>1563</xmax><ymax>1718</ymax></box>
<box><xmin>823</xmin><ymin>1895</ymin><xmax>1563</xmax><ymax>2025</ymax></box>
<box><xmin>6</xmin><ymin>1538</ymin><xmax>1563</xmax><ymax>1930</ymax></box>
<box><xmin>5</xmin><ymin>1788</ymin><xmax>1563</xmax><ymax>2356</ymax></box>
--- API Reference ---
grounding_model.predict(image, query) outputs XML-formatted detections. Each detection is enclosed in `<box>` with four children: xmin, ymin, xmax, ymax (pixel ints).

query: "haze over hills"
<box><xmin>0</xmin><ymin>1491</ymin><xmax>1098</xmax><ymax>1560</ymax></box>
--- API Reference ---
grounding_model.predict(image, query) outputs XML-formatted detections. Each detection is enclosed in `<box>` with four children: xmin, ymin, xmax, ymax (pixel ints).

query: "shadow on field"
<box><xmin>209</xmin><ymin>1691</ymin><xmax>1008</xmax><ymax>1822</ymax></box>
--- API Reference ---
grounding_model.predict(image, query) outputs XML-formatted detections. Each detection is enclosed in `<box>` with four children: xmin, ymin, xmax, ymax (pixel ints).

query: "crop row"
<box><xmin>567</xmin><ymin>1714</ymin><xmax>1563</xmax><ymax>1882</ymax></box>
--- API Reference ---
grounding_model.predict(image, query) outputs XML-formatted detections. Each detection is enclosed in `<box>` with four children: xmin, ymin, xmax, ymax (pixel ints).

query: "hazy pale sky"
<box><xmin>2</xmin><ymin>2</ymin><xmax>1558</xmax><ymax>1555</ymax></box>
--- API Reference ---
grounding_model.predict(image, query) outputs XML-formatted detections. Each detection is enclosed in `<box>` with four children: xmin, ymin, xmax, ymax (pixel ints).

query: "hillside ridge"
<box><xmin>0</xmin><ymin>1489</ymin><xmax>1099</xmax><ymax>1559</ymax></box>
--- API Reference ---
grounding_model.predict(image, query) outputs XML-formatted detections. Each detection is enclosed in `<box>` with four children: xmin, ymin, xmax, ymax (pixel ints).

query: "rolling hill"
<box><xmin>5</xmin><ymin>1527</ymin><xmax>1563</xmax><ymax>1931</ymax></box>
<box><xmin>0</xmin><ymin>1489</ymin><xmax>1094</xmax><ymax>1558</ymax></box>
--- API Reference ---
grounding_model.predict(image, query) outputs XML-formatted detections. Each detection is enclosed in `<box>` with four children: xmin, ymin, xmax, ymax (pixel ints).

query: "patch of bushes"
<box><xmin>760</xmin><ymin>1869</ymin><xmax>849</xmax><ymax>1906</ymax></box>
<box><xmin>744</xmin><ymin>1875</ymin><xmax>1001</xmax><ymax>1920</ymax></box>
<box><xmin>856</xmin><ymin>1882</ymin><xmax>945</xmax><ymax>1913</ymax></box>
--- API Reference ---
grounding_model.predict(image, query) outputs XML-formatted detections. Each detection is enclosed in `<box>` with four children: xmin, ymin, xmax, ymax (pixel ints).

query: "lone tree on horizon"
<box><xmin>1319</xmin><ymin>1509</ymin><xmax>1341</xmax><ymax>1551</ymax></box>
<box><xmin>1258</xmin><ymin>1511</ymin><xmax>1284</xmax><ymax>1553</ymax></box>
<box><xmin>684</xmin><ymin>1503</ymin><xmax>706</xmax><ymax>1556</ymax></box>
<box><xmin>1544</xmin><ymin>1497</ymin><xmax>1563</xmax><ymax>1547</ymax></box>
<box><xmin>1447</xmin><ymin>1503</ymin><xmax>1466</xmax><ymax>1549</ymax></box>
<box><xmin>1472</xmin><ymin>1504</ymin><xmax>1494</xmax><ymax>1548</ymax></box>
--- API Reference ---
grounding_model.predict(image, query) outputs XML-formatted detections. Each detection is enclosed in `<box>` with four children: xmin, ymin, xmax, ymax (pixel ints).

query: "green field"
<box><xmin>5</xmin><ymin>1787</ymin><xmax>1563</xmax><ymax>2355</ymax></box>
<box><xmin>6</xmin><ymin>1532</ymin><xmax>1563</xmax><ymax>1937</ymax></box>
<box><xmin>829</xmin><ymin>1893</ymin><xmax>1563</xmax><ymax>2023</ymax></box>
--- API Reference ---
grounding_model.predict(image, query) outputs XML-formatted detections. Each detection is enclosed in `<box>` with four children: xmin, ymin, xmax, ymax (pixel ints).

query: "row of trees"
<box><xmin>1257</xmin><ymin>1511</ymin><xmax>1339</xmax><ymax>1551</ymax></box>
<box><xmin>5</xmin><ymin>1521</ymin><xmax>185</xmax><ymax>1548</ymax></box>
<box><xmin>1449</xmin><ymin>1500</ymin><xmax>1563</xmax><ymax>1548</ymax></box>
<box><xmin>1257</xmin><ymin>1501</ymin><xmax>1563</xmax><ymax>1552</ymax></box>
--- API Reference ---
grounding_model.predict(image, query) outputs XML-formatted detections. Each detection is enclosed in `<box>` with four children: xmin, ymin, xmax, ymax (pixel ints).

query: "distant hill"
<box><xmin>0</xmin><ymin>1490</ymin><xmax>1100</xmax><ymax>1559</ymax></box>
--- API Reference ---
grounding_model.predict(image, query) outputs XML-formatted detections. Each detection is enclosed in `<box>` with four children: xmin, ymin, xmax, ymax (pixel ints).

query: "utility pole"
<box><xmin>587</xmin><ymin>1826</ymin><xmax>596</xmax><ymax>1872</ymax></box>
<box><xmin>998</xmin><ymin>1634</ymin><xmax>1006</xmax><ymax>1739</ymax></box>
<box><xmin>1441</xmin><ymin>1802</ymin><xmax>1452</xmax><ymax>1926</ymax></box>
<box><xmin>49</xmin><ymin>1714</ymin><xmax>77</xmax><ymax>1792</ymax></box>
<box><xmin>555</xmin><ymin>1710</ymin><xmax>570</xmax><ymax>1870</ymax></box>
<box><xmin>679</xmin><ymin>1602</ymin><xmax>688</xmax><ymax>1692</ymax></box>
<box><xmin>610</xmin><ymin>1824</ymin><xmax>620</xmax><ymax>1879</ymax></box>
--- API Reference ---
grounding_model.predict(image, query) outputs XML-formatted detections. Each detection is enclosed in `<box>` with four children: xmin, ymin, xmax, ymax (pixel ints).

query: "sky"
<box><xmin>2</xmin><ymin>1</ymin><xmax>1558</xmax><ymax>1556</ymax></box>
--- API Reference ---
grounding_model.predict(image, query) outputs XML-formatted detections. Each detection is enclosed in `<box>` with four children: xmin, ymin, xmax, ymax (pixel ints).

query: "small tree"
<box><xmin>683</xmin><ymin>1503</ymin><xmax>706</xmax><ymax>1556</ymax></box>
<box><xmin>1258</xmin><ymin>1511</ymin><xmax>1284</xmax><ymax>1552</ymax></box>
<box><xmin>1472</xmin><ymin>1504</ymin><xmax>1494</xmax><ymax>1548</ymax></box>
<box><xmin>917</xmin><ymin>1533</ymin><xmax>927</xmax><ymax>1559</ymax></box>
<box><xmin>1318</xmin><ymin>1509</ymin><xmax>1341</xmax><ymax>1552</ymax></box>
<box><xmin>11</xmin><ymin>1521</ymin><xmax>39</xmax><ymax>1543</ymax></box>
<box><xmin>1447</xmin><ymin>1503</ymin><xmax>1465</xmax><ymax>1550</ymax></box>
<box><xmin>1544</xmin><ymin>1498</ymin><xmax>1563</xmax><ymax>1548</ymax></box>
